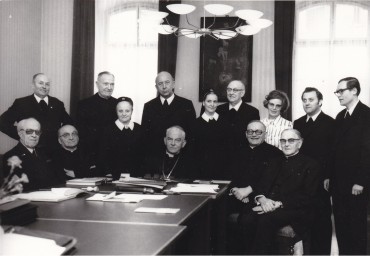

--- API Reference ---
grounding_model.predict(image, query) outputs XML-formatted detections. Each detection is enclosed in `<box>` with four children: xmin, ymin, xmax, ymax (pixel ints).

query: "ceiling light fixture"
<box><xmin>150</xmin><ymin>3</ymin><xmax>272</xmax><ymax>40</ymax></box>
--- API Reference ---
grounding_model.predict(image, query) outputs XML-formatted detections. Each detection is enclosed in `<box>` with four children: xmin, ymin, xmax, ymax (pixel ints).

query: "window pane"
<box><xmin>139</xmin><ymin>9</ymin><xmax>161</xmax><ymax>46</ymax></box>
<box><xmin>297</xmin><ymin>5</ymin><xmax>330</xmax><ymax>40</ymax></box>
<box><xmin>108</xmin><ymin>10</ymin><xmax>137</xmax><ymax>45</ymax></box>
<box><xmin>335</xmin><ymin>4</ymin><xmax>368</xmax><ymax>39</ymax></box>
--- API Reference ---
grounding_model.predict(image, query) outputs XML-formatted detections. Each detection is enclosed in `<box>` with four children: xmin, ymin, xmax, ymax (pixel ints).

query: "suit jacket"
<box><xmin>141</xmin><ymin>95</ymin><xmax>196</xmax><ymax>153</ymax></box>
<box><xmin>140</xmin><ymin>149</ymin><xmax>198</xmax><ymax>180</ymax></box>
<box><xmin>255</xmin><ymin>153</ymin><xmax>320</xmax><ymax>234</ymax></box>
<box><xmin>76</xmin><ymin>93</ymin><xmax>118</xmax><ymax>157</ymax></box>
<box><xmin>3</xmin><ymin>143</ymin><xmax>58</xmax><ymax>192</ymax></box>
<box><xmin>217</xmin><ymin>102</ymin><xmax>260</xmax><ymax>151</ymax></box>
<box><xmin>231</xmin><ymin>142</ymin><xmax>284</xmax><ymax>190</ymax></box>
<box><xmin>331</xmin><ymin>101</ymin><xmax>370</xmax><ymax>194</ymax></box>
<box><xmin>293</xmin><ymin>111</ymin><xmax>335</xmax><ymax>180</ymax></box>
<box><xmin>50</xmin><ymin>146</ymin><xmax>96</xmax><ymax>182</ymax></box>
<box><xmin>0</xmin><ymin>95</ymin><xmax>72</xmax><ymax>151</ymax></box>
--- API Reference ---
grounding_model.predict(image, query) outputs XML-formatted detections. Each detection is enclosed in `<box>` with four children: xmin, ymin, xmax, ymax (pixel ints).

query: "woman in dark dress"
<box><xmin>193</xmin><ymin>90</ymin><xmax>229</xmax><ymax>180</ymax></box>
<box><xmin>98</xmin><ymin>97</ymin><xmax>142</xmax><ymax>179</ymax></box>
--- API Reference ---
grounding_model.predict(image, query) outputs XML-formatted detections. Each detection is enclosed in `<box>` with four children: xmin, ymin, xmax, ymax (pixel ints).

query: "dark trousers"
<box><xmin>239</xmin><ymin>207</ymin><xmax>299</xmax><ymax>255</ymax></box>
<box><xmin>332</xmin><ymin>192</ymin><xmax>368</xmax><ymax>255</ymax></box>
<box><xmin>310</xmin><ymin>188</ymin><xmax>332</xmax><ymax>255</ymax></box>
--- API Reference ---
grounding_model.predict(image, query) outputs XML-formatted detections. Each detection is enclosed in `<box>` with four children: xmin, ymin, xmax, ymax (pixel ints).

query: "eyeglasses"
<box><xmin>226</xmin><ymin>88</ymin><xmax>244</xmax><ymax>93</ymax></box>
<box><xmin>268</xmin><ymin>102</ymin><xmax>282</xmax><ymax>109</ymax></box>
<box><xmin>21</xmin><ymin>129</ymin><xmax>42</xmax><ymax>136</ymax></box>
<box><xmin>60</xmin><ymin>132</ymin><xmax>78</xmax><ymax>139</ymax></box>
<box><xmin>157</xmin><ymin>80</ymin><xmax>171</xmax><ymax>87</ymax></box>
<box><xmin>246</xmin><ymin>129</ymin><xmax>264</xmax><ymax>135</ymax></box>
<box><xmin>334</xmin><ymin>88</ymin><xmax>350</xmax><ymax>96</ymax></box>
<box><xmin>280</xmin><ymin>138</ymin><xmax>300</xmax><ymax>144</ymax></box>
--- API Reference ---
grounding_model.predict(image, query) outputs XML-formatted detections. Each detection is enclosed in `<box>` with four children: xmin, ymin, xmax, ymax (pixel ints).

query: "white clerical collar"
<box><xmin>201</xmin><ymin>112</ymin><xmax>219</xmax><ymax>122</ymax></box>
<box><xmin>160</xmin><ymin>94</ymin><xmax>175</xmax><ymax>105</ymax></box>
<box><xmin>229</xmin><ymin>100</ymin><xmax>243</xmax><ymax>111</ymax></box>
<box><xmin>347</xmin><ymin>99</ymin><xmax>360</xmax><ymax>116</ymax></box>
<box><xmin>34</xmin><ymin>94</ymin><xmax>49</xmax><ymax>104</ymax></box>
<box><xmin>306</xmin><ymin>110</ymin><xmax>321</xmax><ymax>122</ymax></box>
<box><xmin>115</xmin><ymin>119</ymin><xmax>134</xmax><ymax>130</ymax></box>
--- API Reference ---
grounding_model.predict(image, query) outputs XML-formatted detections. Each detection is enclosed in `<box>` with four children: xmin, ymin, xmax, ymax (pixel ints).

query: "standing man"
<box><xmin>330</xmin><ymin>77</ymin><xmax>370</xmax><ymax>255</ymax></box>
<box><xmin>217</xmin><ymin>80</ymin><xmax>260</xmax><ymax>153</ymax></box>
<box><xmin>77</xmin><ymin>71</ymin><xmax>117</xmax><ymax>159</ymax></box>
<box><xmin>0</xmin><ymin>73</ymin><xmax>72</xmax><ymax>152</ymax></box>
<box><xmin>141</xmin><ymin>71</ymin><xmax>196</xmax><ymax>154</ymax></box>
<box><xmin>293</xmin><ymin>87</ymin><xmax>334</xmax><ymax>254</ymax></box>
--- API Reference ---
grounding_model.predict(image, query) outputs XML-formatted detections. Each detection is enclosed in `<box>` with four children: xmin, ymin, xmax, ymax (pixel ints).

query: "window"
<box><xmin>95</xmin><ymin>0</ymin><xmax>159</xmax><ymax>123</ymax></box>
<box><xmin>292</xmin><ymin>1</ymin><xmax>370</xmax><ymax>120</ymax></box>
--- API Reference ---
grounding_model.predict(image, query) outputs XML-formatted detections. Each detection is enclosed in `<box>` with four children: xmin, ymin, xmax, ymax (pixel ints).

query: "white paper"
<box><xmin>15</xmin><ymin>188</ymin><xmax>84</xmax><ymax>202</ymax></box>
<box><xmin>86</xmin><ymin>193</ymin><xmax>167</xmax><ymax>203</ymax></box>
<box><xmin>2</xmin><ymin>233</ymin><xmax>65</xmax><ymax>256</ymax></box>
<box><xmin>169</xmin><ymin>183</ymin><xmax>219</xmax><ymax>194</ymax></box>
<box><xmin>134</xmin><ymin>207</ymin><xmax>180</xmax><ymax>214</ymax></box>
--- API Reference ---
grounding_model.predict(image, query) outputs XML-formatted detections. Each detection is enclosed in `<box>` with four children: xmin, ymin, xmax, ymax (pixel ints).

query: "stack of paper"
<box><xmin>15</xmin><ymin>188</ymin><xmax>85</xmax><ymax>202</ymax></box>
<box><xmin>66</xmin><ymin>177</ymin><xmax>108</xmax><ymax>186</ymax></box>
<box><xmin>114</xmin><ymin>177</ymin><xmax>166</xmax><ymax>190</ymax></box>
<box><xmin>168</xmin><ymin>183</ymin><xmax>219</xmax><ymax>194</ymax></box>
<box><xmin>134</xmin><ymin>207</ymin><xmax>180</xmax><ymax>214</ymax></box>
<box><xmin>86</xmin><ymin>192</ymin><xmax>167</xmax><ymax>203</ymax></box>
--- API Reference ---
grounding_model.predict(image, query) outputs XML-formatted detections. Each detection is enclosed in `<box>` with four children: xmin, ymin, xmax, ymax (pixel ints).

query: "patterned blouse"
<box><xmin>261</xmin><ymin>115</ymin><xmax>292</xmax><ymax>149</ymax></box>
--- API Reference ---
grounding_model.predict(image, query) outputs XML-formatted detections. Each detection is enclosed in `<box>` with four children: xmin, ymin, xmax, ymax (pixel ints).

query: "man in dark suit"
<box><xmin>293</xmin><ymin>87</ymin><xmax>334</xmax><ymax>255</ymax></box>
<box><xmin>217</xmin><ymin>80</ymin><xmax>260</xmax><ymax>154</ymax></box>
<box><xmin>238</xmin><ymin>129</ymin><xmax>320</xmax><ymax>254</ymax></box>
<box><xmin>3</xmin><ymin>118</ymin><xmax>58</xmax><ymax>192</ymax></box>
<box><xmin>76</xmin><ymin>71</ymin><xmax>118</xmax><ymax>160</ymax></box>
<box><xmin>51</xmin><ymin>124</ymin><xmax>96</xmax><ymax>182</ymax></box>
<box><xmin>140</xmin><ymin>126</ymin><xmax>197</xmax><ymax>180</ymax></box>
<box><xmin>141</xmin><ymin>71</ymin><xmax>196</xmax><ymax>154</ymax></box>
<box><xmin>330</xmin><ymin>77</ymin><xmax>370</xmax><ymax>255</ymax></box>
<box><xmin>0</xmin><ymin>73</ymin><xmax>72</xmax><ymax>153</ymax></box>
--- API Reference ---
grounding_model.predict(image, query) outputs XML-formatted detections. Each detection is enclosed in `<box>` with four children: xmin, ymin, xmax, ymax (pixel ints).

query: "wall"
<box><xmin>0</xmin><ymin>0</ymin><xmax>73</xmax><ymax>154</ymax></box>
<box><xmin>175</xmin><ymin>0</ymin><xmax>275</xmax><ymax>117</ymax></box>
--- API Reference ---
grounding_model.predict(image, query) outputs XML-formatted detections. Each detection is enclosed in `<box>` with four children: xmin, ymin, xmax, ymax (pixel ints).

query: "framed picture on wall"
<box><xmin>199</xmin><ymin>17</ymin><xmax>253</xmax><ymax>102</ymax></box>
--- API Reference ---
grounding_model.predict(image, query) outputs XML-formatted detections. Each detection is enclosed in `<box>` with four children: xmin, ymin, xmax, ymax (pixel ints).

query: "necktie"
<box><xmin>306</xmin><ymin>117</ymin><xmax>314</xmax><ymax>126</ymax></box>
<box><xmin>344</xmin><ymin>111</ymin><xmax>350</xmax><ymax>119</ymax></box>
<box><xmin>32</xmin><ymin>150</ymin><xmax>37</xmax><ymax>157</ymax></box>
<box><xmin>39</xmin><ymin>99</ymin><xmax>48</xmax><ymax>113</ymax></box>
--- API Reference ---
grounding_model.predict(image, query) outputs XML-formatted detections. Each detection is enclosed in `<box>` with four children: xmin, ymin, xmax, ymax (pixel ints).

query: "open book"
<box><xmin>15</xmin><ymin>188</ymin><xmax>85</xmax><ymax>202</ymax></box>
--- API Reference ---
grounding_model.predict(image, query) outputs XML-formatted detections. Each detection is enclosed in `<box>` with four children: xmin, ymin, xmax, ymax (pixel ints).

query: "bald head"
<box><xmin>155</xmin><ymin>71</ymin><xmax>175</xmax><ymax>99</ymax></box>
<box><xmin>58</xmin><ymin>125</ymin><xmax>79</xmax><ymax>151</ymax></box>
<box><xmin>227</xmin><ymin>80</ymin><xmax>245</xmax><ymax>106</ymax></box>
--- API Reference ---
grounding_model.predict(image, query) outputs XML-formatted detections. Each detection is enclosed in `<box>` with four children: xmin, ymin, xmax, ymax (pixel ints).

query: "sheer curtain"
<box><xmin>292</xmin><ymin>0</ymin><xmax>370</xmax><ymax>120</ymax></box>
<box><xmin>95</xmin><ymin>0</ymin><xmax>159</xmax><ymax>124</ymax></box>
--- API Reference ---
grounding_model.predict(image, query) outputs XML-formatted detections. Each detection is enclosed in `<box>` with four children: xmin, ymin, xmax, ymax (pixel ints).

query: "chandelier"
<box><xmin>150</xmin><ymin>3</ymin><xmax>273</xmax><ymax>39</ymax></box>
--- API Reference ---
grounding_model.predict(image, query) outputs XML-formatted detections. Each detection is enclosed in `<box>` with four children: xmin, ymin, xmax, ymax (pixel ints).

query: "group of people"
<box><xmin>0</xmin><ymin>71</ymin><xmax>369</xmax><ymax>255</ymax></box>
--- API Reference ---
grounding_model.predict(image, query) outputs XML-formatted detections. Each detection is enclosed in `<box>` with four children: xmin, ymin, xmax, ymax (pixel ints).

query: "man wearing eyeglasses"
<box><xmin>2</xmin><ymin>118</ymin><xmax>58</xmax><ymax>191</ymax></box>
<box><xmin>293</xmin><ymin>87</ymin><xmax>334</xmax><ymax>255</ymax></box>
<box><xmin>238</xmin><ymin>129</ymin><xmax>320</xmax><ymax>254</ymax></box>
<box><xmin>141</xmin><ymin>71</ymin><xmax>196</xmax><ymax>154</ymax></box>
<box><xmin>217</xmin><ymin>80</ymin><xmax>260</xmax><ymax>154</ymax></box>
<box><xmin>227</xmin><ymin>120</ymin><xmax>283</xmax><ymax>254</ymax></box>
<box><xmin>0</xmin><ymin>73</ymin><xmax>72</xmax><ymax>154</ymax></box>
<box><xmin>50</xmin><ymin>125</ymin><xmax>96</xmax><ymax>182</ymax></box>
<box><xmin>330</xmin><ymin>77</ymin><xmax>370</xmax><ymax>255</ymax></box>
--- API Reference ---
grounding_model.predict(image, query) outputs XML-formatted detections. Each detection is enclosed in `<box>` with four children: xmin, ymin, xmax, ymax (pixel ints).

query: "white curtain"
<box><xmin>95</xmin><ymin>0</ymin><xmax>159</xmax><ymax>124</ymax></box>
<box><xmin>292</xmin><ymin>0</ymin><xmax>370</xmax><ymax>120</ymax></box>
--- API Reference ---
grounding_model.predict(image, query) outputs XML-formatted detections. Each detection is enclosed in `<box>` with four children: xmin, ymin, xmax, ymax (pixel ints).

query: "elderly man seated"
<box><xmin>2</xmin><ymin>118</ymin><xmax>57</xmax><ymax>191</ymax></box>
<box><xmin>51</xmin><ymin>124</ymin><xmax>97</xmax><ymax>182</ymax></box>
<box><xmin>140</xmin><ymin>125</ymin><xmax>198</xmax><ymax>180</ymax></box>
<box><xmin>238</xmin><ymin>129</ymin><xmax>320</xmax><ymax>255</ymax></box>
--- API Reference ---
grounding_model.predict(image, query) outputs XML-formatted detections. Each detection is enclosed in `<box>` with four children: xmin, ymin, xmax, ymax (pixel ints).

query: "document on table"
<box><xmin>169</xmin><ymin>183</ymin><xmax>219</xmax><ymax>194</ymax></box>
<box><xmin>15</xmin><ymin>188</ymin><xmax>85</xmax><ymax>202</ymax></box>
<box><xmin>134</xmin><ymin>207</ymin><xmax>180</xmax><ymax>214</ymax></box>
<box><xmin>2</xmin><ymin>233</ymin><xmax>66</xmax><ymax>255</ymax></box>
<box><xmin>86</xmin><ymin>192</ymin><xmax>167</xmax><ymax>203</ymax></box>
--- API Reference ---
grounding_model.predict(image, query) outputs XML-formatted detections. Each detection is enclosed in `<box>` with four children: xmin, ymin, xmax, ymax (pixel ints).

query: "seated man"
<box><xmin>2</xmin><ymin>118</ymin><xmax>58</xmax><ymax>191</ymax></box>
<box><xmin>140</xmin><ymin>125</ymin><xmax>197</xmax><ymax>180</ymax></box>
<box><xmin>51</xmin><ymin>124</ymin><xmax>96</xmax><ymax>182</ymax></box>
<box><xmin>238</xmin><ymin>129</ymin><xmax>320</xmax><ymax>255</ymax></box>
